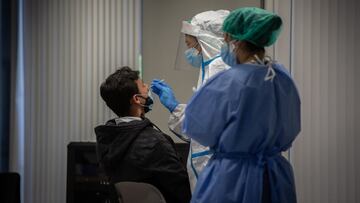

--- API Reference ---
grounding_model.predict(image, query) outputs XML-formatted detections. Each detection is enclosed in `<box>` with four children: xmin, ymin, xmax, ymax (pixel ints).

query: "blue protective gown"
<box><xmin>183</xmin><ymin>63</ymin><xmax>301</xmax><ymax>203</ymax></box>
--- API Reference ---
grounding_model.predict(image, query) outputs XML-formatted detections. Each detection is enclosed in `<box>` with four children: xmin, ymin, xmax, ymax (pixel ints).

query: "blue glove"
<box><xmin>151</xmin><ymin>79</ymin><xmax>179</xmax><ymax>112</ymax></box>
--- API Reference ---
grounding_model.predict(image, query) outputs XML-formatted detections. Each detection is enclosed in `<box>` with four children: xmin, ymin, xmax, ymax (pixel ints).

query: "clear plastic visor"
<box><xmin>174</xmin><ymin>33</ymin><xmax>202</xmax><ymax>71</ymax></box>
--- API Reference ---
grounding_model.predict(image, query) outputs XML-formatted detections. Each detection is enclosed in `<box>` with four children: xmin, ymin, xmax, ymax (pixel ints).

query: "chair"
<box><xmin>114</xmin><ymin>182</ymin><xmax>166</xmax><ymax>203</ymax></box>
<box><xmin>0</xmin><ymin>172</ymin><xmax>20</xmax><ymax>203</ymax></box>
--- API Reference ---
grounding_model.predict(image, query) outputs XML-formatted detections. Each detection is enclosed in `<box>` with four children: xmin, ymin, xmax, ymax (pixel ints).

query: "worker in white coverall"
<box><xmin>151</xmin><ymin>10</ymin><xmax>230</xmax><ymax>192</ymax></box>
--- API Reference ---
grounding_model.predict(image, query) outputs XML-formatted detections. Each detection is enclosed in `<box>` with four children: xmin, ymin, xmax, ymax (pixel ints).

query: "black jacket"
<box><xmin>95</xmin><ymin>118</ymin><xmax>191</xmax><ymax>203</ymax></box>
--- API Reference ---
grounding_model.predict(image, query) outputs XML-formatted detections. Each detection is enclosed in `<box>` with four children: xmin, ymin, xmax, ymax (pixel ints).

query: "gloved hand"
<box><xmin>151</xmin><ymin>79</ymin><xmax>179</xmax><ymax>112</ymax></box>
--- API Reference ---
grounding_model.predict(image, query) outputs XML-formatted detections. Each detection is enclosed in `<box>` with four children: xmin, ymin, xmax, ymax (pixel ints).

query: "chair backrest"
<box><xmin>114</xmin><ymin>182</ymin><xmax>166</xmax><ymax>203</ymax></box>
<box><xmin>0</xmin><ymin>172</ymin><xmax>20</xmax><ymax>203</ymax></box>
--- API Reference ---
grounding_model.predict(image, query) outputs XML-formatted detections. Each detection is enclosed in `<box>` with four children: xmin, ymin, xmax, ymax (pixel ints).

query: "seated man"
<box><xmin>95</xmin><ymin>67</ymin><xmax>191</xmax><ymax>203</ymax></box>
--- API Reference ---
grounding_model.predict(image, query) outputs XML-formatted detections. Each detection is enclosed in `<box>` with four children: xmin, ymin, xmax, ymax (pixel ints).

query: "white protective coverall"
<box><xmin>170</xmin><ymin>10</ymin><xmax>230</xmax><ymax>192</ymax></box>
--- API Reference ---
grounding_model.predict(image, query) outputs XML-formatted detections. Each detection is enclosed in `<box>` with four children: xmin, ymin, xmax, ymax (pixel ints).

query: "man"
<box><xmin>95</xmin><ymin>67</ymin><xmax>191</xmax><ymax>203</ymax></box>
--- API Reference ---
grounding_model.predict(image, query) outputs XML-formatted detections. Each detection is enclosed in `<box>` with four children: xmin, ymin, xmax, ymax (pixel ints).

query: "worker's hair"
<box><xmin>242</xmin><ymin>41</ymin><xmax>266</xmax><ymax>59</ymax></box>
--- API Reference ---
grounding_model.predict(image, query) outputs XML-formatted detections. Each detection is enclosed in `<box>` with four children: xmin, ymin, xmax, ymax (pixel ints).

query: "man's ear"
<box><xmin>130</xmin><ymin>95</ymin><xmax>141</xmax><ymax>105</ymax></box>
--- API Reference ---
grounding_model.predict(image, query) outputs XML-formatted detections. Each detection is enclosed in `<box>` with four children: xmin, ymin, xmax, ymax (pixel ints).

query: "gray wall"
<box><xmin>142</xmin><ymin>0</ymin><xmax>262</xmax><ymax>142</ymax></box>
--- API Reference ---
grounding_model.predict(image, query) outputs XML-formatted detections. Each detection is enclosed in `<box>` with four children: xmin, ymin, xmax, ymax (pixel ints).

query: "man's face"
<box><xmin>135</xmin><ymin>79</ymin><xmax>149</xmax><ymax>96</ymax></box>
<box><xmin>133</xmin><ymin>79</ymin><xmax>150</xmax><ymax>115</ymax></box>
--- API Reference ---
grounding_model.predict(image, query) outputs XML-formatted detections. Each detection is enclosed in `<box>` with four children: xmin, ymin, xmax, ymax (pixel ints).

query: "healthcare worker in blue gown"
<box><xmin>183</xmin><ymin>7</ymin><xmax>301</xmax><ymax>203</ymax></box>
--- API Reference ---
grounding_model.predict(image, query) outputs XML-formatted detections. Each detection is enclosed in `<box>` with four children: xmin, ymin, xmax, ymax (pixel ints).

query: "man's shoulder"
<box><xmin>136</xmin><ymin>125</ymin><xmax>173</xmax><ymax>148</ymax></box>
<box><xmin>127</xmin><ymin>126</ymin><xmax>176</xmax><ymax>166</ymax></box>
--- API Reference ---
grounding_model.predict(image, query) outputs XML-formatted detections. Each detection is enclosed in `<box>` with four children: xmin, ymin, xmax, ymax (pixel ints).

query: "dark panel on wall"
<box><xmin>0</xmin><ymin>0</ymin><xmax>12</xmax><ymax>172</ymax></box>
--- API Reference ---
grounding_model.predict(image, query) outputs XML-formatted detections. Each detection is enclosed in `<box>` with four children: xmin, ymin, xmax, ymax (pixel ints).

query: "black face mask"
<box><xmin>136</xmin><ymin>92</ymin><xmax>154</xmax><ymax>113</ymax></box>
<box><xmin>142</xmin><ymin>96</ymin><xmax>153</xmax><ymax>113</ymax></box>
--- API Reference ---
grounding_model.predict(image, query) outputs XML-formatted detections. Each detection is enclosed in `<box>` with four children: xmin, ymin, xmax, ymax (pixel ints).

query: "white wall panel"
<box><xmin>269</xmin><ymin>0</ymin><xmax>360</xmax><ymax>202</ymax></box>
<box><xmin>10</xmin><ymin>0</ymin><xmax>141</xmax><ymax>202</ymax></box>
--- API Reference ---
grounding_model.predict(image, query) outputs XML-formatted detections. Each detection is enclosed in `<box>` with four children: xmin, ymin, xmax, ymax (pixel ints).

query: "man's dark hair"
<box><xmin>100</xmin><ymin>66</ymin><xmax>140</xmax><ymax>117</ymax></box>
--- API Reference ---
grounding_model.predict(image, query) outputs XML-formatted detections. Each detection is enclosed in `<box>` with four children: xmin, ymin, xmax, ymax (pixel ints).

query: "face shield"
<box><xmin>174</xmin><ymin>10</ymin><xmax>228</xmax><ymax>70</ymax></box>
<box><xmin>175</xmin><ymin>31</ymin><xmax>203</xmax><ymax>71</ymax></box>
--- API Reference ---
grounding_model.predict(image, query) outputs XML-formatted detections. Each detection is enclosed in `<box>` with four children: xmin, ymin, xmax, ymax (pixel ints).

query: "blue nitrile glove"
<box><xmin>151</xmin><ymin>79</ymin><xmax>179</xmax><ymax>112</ymax></box>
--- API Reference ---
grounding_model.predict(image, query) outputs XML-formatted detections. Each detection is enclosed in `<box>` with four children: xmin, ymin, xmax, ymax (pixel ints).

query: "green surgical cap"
<box><xmin>222</xmin><ymin>7</ymin><xmax>282</xmax><ymax>47</ymax></box>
